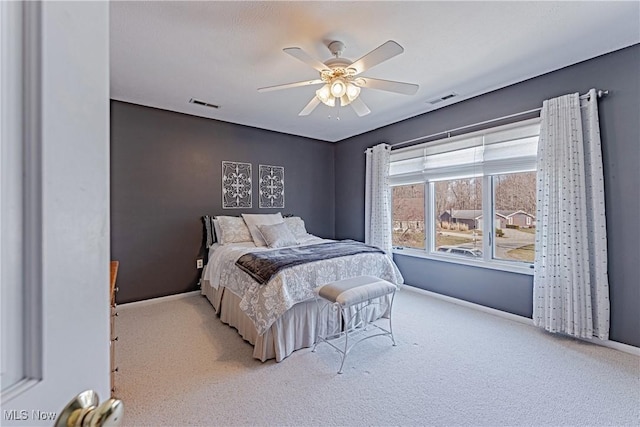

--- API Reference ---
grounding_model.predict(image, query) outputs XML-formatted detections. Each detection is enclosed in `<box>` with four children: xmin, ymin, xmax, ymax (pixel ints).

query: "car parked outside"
<box><xmin>436</xmin><ymin>245</ymin><xmax>483</xmax><ymax>258</ymax></box>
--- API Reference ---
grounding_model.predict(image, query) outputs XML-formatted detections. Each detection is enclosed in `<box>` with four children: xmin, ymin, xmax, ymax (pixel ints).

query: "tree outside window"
<box><xmin>392</xmin><ymin>184</ymin><xmax>425</xmax><ymax>249</ymax></box>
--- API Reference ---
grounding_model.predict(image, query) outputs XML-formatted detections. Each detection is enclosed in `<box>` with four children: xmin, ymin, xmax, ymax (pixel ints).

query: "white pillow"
<box><xmin>258</xmin><ymin>222</ymin><xmax>298</xmax><ymax>248</ymax></box>
<box><xmin>284</xmin><ymin>216</ymin><xmax>309</xmax><ymax>238</ymax></box>
<box><xmin>241</xmin><ymin>213</ymin><xmax>284</xmax><ymax>247</ymax></box>
<box><xmin>216</xmin><ymin>216</ymin><xmax>253</xmax><ymax>244</ymax></box>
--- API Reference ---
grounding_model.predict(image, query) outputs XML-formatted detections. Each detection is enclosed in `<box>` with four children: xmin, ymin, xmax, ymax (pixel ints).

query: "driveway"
<box><xmin>495</xmin><ymin>228</ymin><xmax>535</xmax><ymax>259</ymax></box>
<box><xmin>440</xmin><ymin>228</ymin><xmax>534</xmax><ymax>260</ymax></box>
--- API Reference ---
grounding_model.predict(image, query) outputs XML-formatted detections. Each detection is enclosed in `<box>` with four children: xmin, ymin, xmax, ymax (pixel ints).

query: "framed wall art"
<box><xmin>259</xmin><ymin>164</ymin><xmax>284</xmax><ymax>209</ymax></box>
<box><xmin>222</xmin><ymin>161</ymin><xmax>252</xmax><ymax>208</ymax></box>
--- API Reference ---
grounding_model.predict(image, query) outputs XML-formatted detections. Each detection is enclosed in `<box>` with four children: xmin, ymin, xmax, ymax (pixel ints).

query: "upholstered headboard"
<box><xmin>202</xmin><ymin>215</ymin><xmax>216</xmax><ymax>249</ymax></box>
<box><xmin>197</xmin><ymin>216</ymin><xmax>217</xmax><ymax>278</ymax></box>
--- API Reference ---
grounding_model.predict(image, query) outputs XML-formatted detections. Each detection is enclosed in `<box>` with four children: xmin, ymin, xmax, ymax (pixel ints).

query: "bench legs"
<box><xmin>312</xmin><ymin>290</ymin><xmax>396</xmax><ymax>374</ymax></box>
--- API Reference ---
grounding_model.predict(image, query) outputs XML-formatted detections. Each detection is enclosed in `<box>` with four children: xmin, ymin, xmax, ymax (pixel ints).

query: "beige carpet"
<box><xmin>115</xmin><ymin>288</ymin><xmax>639</xmax><ymax>426</ymax></box>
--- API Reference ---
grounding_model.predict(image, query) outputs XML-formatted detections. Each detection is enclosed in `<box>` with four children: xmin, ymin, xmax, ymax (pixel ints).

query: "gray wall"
<box><xmin>111</xmin><ymin>101</ymin><xmax>335</xmax><ymax>303</ymax></box>
<box><xmin>334</xmin><ymin>45</ymin><xmax>640</xmax><ymax>347</ymax></box>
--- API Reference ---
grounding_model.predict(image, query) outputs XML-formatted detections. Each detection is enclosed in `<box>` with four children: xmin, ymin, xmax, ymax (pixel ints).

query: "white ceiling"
<box><xmin>110</xmin><ymin>1</ymin><xmax>640</xmax><ymax>142</ymax></box>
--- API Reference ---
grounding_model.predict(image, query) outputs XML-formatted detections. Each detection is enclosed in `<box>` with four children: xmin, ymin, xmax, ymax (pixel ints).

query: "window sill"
<box><xmin>392</xmin><ymin>247</ymin><xmax>534</xmax><ymax>276</ymax></box>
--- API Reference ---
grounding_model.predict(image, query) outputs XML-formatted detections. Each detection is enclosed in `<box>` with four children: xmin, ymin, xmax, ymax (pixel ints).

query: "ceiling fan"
<box><xmin>258</xmin><ymin>40</ymin><xmax>419</xmax><ymax>117</ymax></box>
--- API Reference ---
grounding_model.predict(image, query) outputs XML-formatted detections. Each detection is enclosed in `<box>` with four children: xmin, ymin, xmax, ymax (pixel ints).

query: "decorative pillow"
<box><xmin>284</xmin><ymin>216</ymin><xmax>309</xmax><ymax>238</ymax></box>
<box><xmin>241</xmin><ymin>213</ymin><xmax>284</xmax><ymax>247</ymax></box>
<box><xmin>258</xmin><ymin>222</ymin><xmax>298</xmax><ymax>248</ymax></box>
<box><xmin>216</xmin><ymin>216</ymin><xmax>253</xmax><ymax>244</ymax></box>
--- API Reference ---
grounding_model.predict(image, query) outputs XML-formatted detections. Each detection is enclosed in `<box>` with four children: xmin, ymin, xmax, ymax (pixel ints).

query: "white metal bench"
<box><xmin>312</xmin><ymin>275</ymin><xmax>398</xmax><ymax>374</ymax></box>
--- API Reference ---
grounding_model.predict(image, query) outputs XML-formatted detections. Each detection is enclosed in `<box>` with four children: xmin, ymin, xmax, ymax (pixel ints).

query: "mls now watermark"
<box><xmin>4</xmin><ymin>410</ymin><xmax>57</xmax><ymax>422</ymax></box>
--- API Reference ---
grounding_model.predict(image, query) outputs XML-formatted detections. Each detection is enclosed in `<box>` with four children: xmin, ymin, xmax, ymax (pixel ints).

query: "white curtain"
<box><xmin>365</xmin><ymin>143</ymin><xmax>392</xmax><ymax>255</ymax></box>
<box><xmin>533</xmin><ymin>88</ymin><xmax>610</xmax><ymax>340</ymax></box>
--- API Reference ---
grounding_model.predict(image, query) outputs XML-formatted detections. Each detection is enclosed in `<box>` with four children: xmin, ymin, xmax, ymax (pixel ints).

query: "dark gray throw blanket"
<box><xmin>235</xmin><ymin>240</ymin><xmax>385</xmax><ymax>285</ymax></box>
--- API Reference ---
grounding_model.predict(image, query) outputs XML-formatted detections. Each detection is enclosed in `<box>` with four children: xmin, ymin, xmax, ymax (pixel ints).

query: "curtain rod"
<box><xmin>374</xmin><ymin>89</ymin><xmax>608</xmax><ymax>152</ymax></box>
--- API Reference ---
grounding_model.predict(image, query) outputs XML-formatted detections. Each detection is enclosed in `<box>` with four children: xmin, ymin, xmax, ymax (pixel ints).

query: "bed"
<box><xmin>200</xmin><ymin>213</ymin><xmax>404</xmax><ymax>362</ymax></box>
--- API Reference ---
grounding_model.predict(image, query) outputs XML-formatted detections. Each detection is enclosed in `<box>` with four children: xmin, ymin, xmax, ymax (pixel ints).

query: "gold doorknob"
<box><xmin>55</xmin><ymin>390</ymin><xmax>124</xmax><ymax>427</ymax></box>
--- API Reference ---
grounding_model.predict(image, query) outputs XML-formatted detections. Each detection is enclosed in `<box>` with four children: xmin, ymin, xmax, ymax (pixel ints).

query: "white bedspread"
<box><xmin>202</xmin><ymin>236</ymin><xmax>404</xmax><ymax>335</ymax></box>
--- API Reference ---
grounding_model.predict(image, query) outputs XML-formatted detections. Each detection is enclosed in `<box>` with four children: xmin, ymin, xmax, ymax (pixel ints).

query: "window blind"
<box><xmin>389</xmin><ymin>118</ymin><xmax>540</xmax><ymax>184</ymax></box>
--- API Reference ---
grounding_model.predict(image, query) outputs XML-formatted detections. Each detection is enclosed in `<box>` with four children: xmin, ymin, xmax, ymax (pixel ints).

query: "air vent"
<box><xmin>189</xmin><ymin>98</ymin><xmax>220</xmax><ymax>109</ymax></box>
<box><xmin>426</xmin><ymin>92</ymin><xmax>458</xmax><ymax>105</ymax></box>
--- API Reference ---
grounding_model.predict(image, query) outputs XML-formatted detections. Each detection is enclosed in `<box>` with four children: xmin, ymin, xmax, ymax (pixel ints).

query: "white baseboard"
<box><xmin>402</xmin><ymin>284</ymin><xmax>640</xmax><ymax>357</ymax></box>
<box><xmin>117</xmin><ymin>285</ymin><xmax>639</xmax><ymax>356</ymax></box>
<box><xmin>580</xmin><ymin>336</ymin><xmax>640</xmax><ymax>356</ymax></box>
<box><xmin>402</xmin><ymin>285</ymin><xmax>533</xmax><ymax>325</ymax></box>
<box><xmin>117</xmin><ymin>290</ymin><xmax>201</xmax><ymax>311</ymax></box>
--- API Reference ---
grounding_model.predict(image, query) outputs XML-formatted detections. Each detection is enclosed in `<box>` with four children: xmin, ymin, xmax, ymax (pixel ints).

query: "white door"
<box><xmin>1</xmin><ymin>2</ymin><xmax>111</xmax><ymax>425</ymax></box>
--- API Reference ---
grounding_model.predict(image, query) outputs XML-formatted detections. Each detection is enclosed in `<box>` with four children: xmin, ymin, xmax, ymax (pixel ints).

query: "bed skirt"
<box><xmin>201</xmin><ymin>281</ymin><xmax>391</xmax><ymax>362</ymax></box>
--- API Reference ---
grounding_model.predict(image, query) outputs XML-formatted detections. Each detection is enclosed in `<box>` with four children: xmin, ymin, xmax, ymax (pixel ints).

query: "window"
<box><xmin>392</xmin><ymin>184</ymin><xmax>425</xmax><ymax>249</ymax></box>
<box><xmin>390</xmin><ymin>118</ymin><xmax>539</xmax><ymax>273</ymax></box>
<box><xmin>434</xmin><ymin>178</ymin><xmax>483</xmax><ymax>258</ymax></box>
<box><xmin>493</xmin><ymin>171</ymin><xmax>536</xmax><ymax>263</ymax></box>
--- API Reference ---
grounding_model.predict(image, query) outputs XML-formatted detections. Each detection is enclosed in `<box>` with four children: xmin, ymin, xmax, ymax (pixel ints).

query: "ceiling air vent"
<box><xmin>189</xmin><ymin>98</ymin><xmax>220</xmax><ymax>109</ymax></box>
<box><xmin>426</xmin><ymin>92</ymin><xmax>458</xmax><ymax>105</ymax></box>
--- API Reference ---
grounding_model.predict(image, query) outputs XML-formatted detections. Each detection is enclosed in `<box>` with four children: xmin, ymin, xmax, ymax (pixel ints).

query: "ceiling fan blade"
<box><xmin>348</xmin><ymin>40</ymin><xmax>404</xmax><ymax>75</ymax></box>
<box><xmin>350</xmin><ymin>97</ymin><xmax>371</xmax><ymax>117</ymax></box>
<box><xmin>299</xmin><ymin>96</ymin><xmax>321</xmax><ymax>116</ymax></box>
<box><xmin>283</xmin><ymin>47</ymin><xmax>329</xmax><ymax>72</ymax></box>
<box><xmin>355</xmin><ymin>77</ymin><xmax>419</xmax><ymax>95</ymax></box>
<box><xmin>258</xmin><ymin>79</ymin><xmax>323</xmax><ymax>93</ymax></box>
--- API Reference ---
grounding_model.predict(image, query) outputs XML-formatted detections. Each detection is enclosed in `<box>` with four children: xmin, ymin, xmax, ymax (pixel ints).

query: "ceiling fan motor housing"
<box><xmin>328</xmin><ymin>40</ymin><xmax>346</xmax><ymax>58</ymax></box>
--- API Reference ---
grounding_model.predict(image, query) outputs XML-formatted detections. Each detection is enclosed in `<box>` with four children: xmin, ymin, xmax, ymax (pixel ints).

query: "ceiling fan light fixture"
<box><xmin>316</xmin><ymin>84</ymin><xmax>334</xmax><ymax>106</ymax></box>
<box><xmin>330</xmin><ymin>77</ymin><xmax>347</xmax><ymax>98</ymax></box>
<box><xmin>346</xmin><ymin>83</ymin><xmax>360</xmax><ymax>101</ymax></box>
